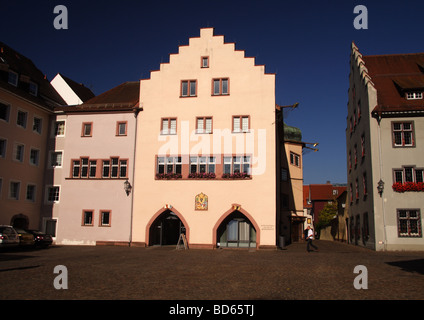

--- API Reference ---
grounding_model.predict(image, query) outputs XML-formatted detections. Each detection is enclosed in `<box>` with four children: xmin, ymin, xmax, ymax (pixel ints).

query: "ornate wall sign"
<box><xmin>195</xmin><ymin>192</ymin><xmax>208</xmax><ymax>211</ymax></box>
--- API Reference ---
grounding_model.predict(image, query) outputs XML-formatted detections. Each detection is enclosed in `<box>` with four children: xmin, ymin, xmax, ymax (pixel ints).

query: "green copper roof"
<box><xmin>284</xmin><ymin>123</ymin><xmax>302</xmax><ymax>141</ymax></box>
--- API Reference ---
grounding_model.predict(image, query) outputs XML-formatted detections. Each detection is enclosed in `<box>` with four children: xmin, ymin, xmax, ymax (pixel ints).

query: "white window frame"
<box><xmin>406</xmin><ymin>92</ymin><xmax>423</xmax><ymax>100</ymax></box>
<box><xmin>49</xmin><ymin>150</ymin><xmax>63</xmax><ymax>168</ymax></box>
<box><xmin>54</xmin><ymin>120</ymin><xmax>66</xmax><ymax>137</ymax></box>
<box><xmin>26</xmin><ymin>183</ymin><xmax>36</xmax><ymax>202</ymax></box>
<box><xmin>9</xmin><ymin>180</ymin><xmax>21</xmax><ymax>200</ymax></box>
<box><xmin>8</xmin><ymin>71</ymin><xmax>18</xmax><ymax>86</ymax></box>
<box><xmin>46</xmin><ymin>186</ymin><xmax>60</xmax><ymax>203</ymax></box>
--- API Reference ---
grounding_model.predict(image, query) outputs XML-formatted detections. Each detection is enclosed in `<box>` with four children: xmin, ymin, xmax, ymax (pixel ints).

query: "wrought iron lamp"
<box><xmin>124</xmin><ymin>179</ymin><xmax>132</xmax><ymax>196</ymax></box>
<box><xmin>377</xmin><ymin>179</ymin><xmax>384</xmax><ymax>196</ymax></box>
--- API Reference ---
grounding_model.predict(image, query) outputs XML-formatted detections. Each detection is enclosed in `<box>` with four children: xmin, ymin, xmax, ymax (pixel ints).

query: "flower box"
<box><xmin>392</xmin><ymin>182</ymin><xmax>424</xmax><ymax>193</ymax></box>
<box><xmin>188</xmin><ymin>172</ymin><xmax>216</xmax><ymax>179</ymax></box>
<box><xmin>155</xmin><ymin>173</ymin><xmax>182</xmax><ymax>180</ymax></box>
<box><xmin>222</xmin><ymin>172</ymin><xmax>251</xmax><ymax>179</ymax></box>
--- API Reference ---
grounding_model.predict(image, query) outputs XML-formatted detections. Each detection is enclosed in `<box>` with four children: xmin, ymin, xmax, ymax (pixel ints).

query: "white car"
<box><xmin>0</xmin><ymin>225</ymin><xmax>20</xmax><ymax>247</ymax></box>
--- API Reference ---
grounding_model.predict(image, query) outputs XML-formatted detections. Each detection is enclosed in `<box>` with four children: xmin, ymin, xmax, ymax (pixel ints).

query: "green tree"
<box><xmin>316</xmin><ymin>201</ymin><xmax>338</xmax><ymax>230</ymax></box>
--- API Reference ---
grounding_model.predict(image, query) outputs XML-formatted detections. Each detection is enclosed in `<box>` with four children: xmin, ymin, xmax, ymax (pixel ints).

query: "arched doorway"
<box><xmin>11</xmin><ymin>214</ymin><xmax>29</xmax><ymax>229</ymax></box>
<box><xmin>216</xmin><ymin>210</ymin><xmax>257</xmax><ymax>248</ymax></box>
<box><xmin>148</xmin><ymin>210</ymin><xmax>186</xmax><ymax>246</ymax></box>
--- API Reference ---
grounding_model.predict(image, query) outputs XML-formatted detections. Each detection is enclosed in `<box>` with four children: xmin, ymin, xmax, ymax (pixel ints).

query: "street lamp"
<box><xmin>124</xmin><ymin>179</ymin><xmax>132</xmax><ymax>196</ymax></box>
<box><xmin>377</xmin><ymin>179</ymin><xmax>384</xmax><ymax>196</ymax></box>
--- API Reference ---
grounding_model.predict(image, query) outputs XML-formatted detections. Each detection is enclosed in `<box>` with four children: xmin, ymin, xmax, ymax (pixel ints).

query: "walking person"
<box><xmin>305</xmin><ymin>225</ymin><xmax>318</xmax><ymax>252</ymax></box>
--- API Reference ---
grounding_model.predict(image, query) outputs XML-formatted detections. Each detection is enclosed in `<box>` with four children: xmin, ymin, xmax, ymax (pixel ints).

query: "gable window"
<box><xmin>161</xmin><ymin>118</ymin><xmax>177</xmax><ymax>135</ymax></box>
<box><xmin>196</xmin><ymin>117</ymin><xmax>212</xmax><ymax>134</ymax></box>
<box><xmin>232</xmin><ymin>116</ymin><xmax>249</xmax><ymax>133</ymax></box>
<box><xmin>406</xmin><ymin>92</ymin><xmax>423</xmax><ymax>100</ymax></box>
<box><xmin>201</xmin><ymin>56</ymin><xmax>209</xmax><ymax>68</ymax></box>
<box><xmin>181</xmin><ymin>80</ymin><xmax>197</xmax><ymax>97</ymax></box>
<box><xmin>397</xmin><ymin>209</ymin><xmax>422</xmax><ymax>237</ymax></box>
<box><xmin>116</xmin><ymin>121</ymin><xmax>127</xmax><ymax>136</ymax></box>
<box><xmin>17</xmin><ymin>110</ymin><xmax>28</xmax><ymax>129</ymax></box>
<box><xmin>82</xmin><ymin>122</ymin><xmax>92</xmax><ymax>137</ymax></box>
<box><xmin>213</xmin><ymin>78</ymin><xmax>229</xmax><ymax>96</ymax></box>
<box><xmin>392</xmin><ymin>122</ymin><xmax>414</xmax><ymax>147</ymax></box>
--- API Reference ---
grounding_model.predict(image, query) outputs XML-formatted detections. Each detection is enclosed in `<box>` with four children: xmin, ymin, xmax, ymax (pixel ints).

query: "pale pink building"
<box><xmin>48</xmin><ymin>82</ymin><xmax>140</xmax><ymax>245</ymax></box>
<box><xmin>131</xmin><ymin>28</ymin><xmax>282</xmax><ymax>249</ymax></box>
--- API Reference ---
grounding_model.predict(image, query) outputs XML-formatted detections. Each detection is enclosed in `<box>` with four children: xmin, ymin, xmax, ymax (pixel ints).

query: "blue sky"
<box><xmin>2</xmin><ymin>0</ymin><xmax>424</xmax><ymax>184</ymax></box>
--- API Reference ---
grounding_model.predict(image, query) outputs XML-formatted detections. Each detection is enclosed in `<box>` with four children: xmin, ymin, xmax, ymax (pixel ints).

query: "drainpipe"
<box><xmin>129</xmin><ymin>105</ymin><xmax>140</xmax><ymax>246</ymax></box>
<box><xmin>376</xmin><ymin>114</ymin><xmax>388</xmax><ymax>251</ymax></box>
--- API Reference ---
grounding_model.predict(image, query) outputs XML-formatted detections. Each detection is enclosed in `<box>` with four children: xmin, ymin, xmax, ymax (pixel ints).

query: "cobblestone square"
<box><xmin>1</xmin><ymin>240</ymin><xmax>423</xmax><ymax>300</ymax></box>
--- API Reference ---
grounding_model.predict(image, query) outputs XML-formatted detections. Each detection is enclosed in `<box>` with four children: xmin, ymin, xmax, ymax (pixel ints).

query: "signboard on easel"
<box><xmin>176</xmin><ymin>233</ymin><xmax>188</xmax><ymax>250</ymax></box>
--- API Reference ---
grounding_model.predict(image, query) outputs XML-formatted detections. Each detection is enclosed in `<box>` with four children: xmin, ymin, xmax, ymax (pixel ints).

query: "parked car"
<box><xmin>14</xmin><ymin>228</ymin><xmax>35</xmax><ymax>246</ymax></box>
<box><xmin>0</xmin><ymin>225</ymin><xmax>20</xmax><ymax>247</ymax></box>
<box><xmin>26</xmin><ymin>230</ymin><xmax>53</xmax><ymax>248</ymax></box>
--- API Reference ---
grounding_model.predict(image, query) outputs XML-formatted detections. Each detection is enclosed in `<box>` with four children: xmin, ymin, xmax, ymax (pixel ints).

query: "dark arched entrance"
<box><xmin>216</xmin><ymin>210</ymin><xmax>256</xmax><ymax>248</ymax></box>
<box><xmin>149</xmin><ymin>210</ymin><xmax>186</xmax><ymax>246</ymax></box>
<box><xmin>11</xmin><ymin>214</ymin><xmax>29</xmax><ymax>229</ymax></box>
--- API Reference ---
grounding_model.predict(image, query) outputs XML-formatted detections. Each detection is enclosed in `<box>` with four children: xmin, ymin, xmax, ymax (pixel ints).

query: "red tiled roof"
<box><xmin>363</xmin><ymin>53</ymin><xmax>424</xmax><ymax>115</ymax></box>
<box><xmin>307</xmin><ymin>184</ymin><xmax>346</xmax><ymax>201</ymax></box>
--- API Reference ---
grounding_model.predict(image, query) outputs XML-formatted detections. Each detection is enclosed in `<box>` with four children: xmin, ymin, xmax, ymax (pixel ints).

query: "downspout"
<box><xmin>129</xmin><ymin>105</ymin><xmax>141</xmax><ymax>246</ymax></box>
<box><xmin>376</xmin><ymin>113</ymin><xmax>388</xmax><ymax>251</ymax></box>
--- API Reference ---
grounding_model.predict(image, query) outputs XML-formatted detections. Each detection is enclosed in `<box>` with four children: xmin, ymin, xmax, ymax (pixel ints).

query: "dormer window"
<box><xmin>29</xmin><ymin>81</ymin><xmax>38</xmax><ymax>96</ymax></box>
<box><xmin>8</xmin><ymin>71</ymin><xmax>18</xmax><ymax>86</ymax></box>
<box><xmin>406</xmin><ymin>92</ymin><xmax>423</xmax><ymax>100</ymax></box>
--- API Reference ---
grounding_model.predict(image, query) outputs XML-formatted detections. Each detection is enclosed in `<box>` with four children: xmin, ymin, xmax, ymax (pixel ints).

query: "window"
<box><xmin>201</xmin><ymin>56</ymin><xmax>209</xmax><ymax>68</ymax></box>
<box><xmin>181</xmin><ymin>80</ymin><xmax>197</xmax><ymax>97</ymax></box>
<box><xmin>26</xmin><ymin>184</ymin><xmax>36</xmax><ymax>202</ymax></box>
<box><xmin>102</xmin><ymin>160</ymin><xmax>110</xmax><ymax>178</ymax></box>
<box><xmin>397</xmin><ymin>209</ymin><xmax>422</xmax><ymax>237</ymax></box>
<box><xmin>233</xmin><ymin>116</ymin><xmax>249</xmax><ymax>133</ymax></box>
<box><xmin>393</xmin><ymin>167</ymin><xmax>424</xmax><ymax>184</ymax></box>
<box><xmin>157</xmin><ymin>156</ymin><xmax>182</xmax><ymax>175</ymax></box>
<box><xmin>116</xmin><ymin>121</ymin><xmax>127</xmax><ymax>136</ymax></box>
<box><xmin>55</xmin><ymin>121</ymin><xmax>65</xmax><ymax>136</ymax></box>
<box><xmin>212</xmin><ymin>78</ymin><xmax>229</xmax><ymax>95</ymax></box>
<box><xmin>0</xmin><ymin>102</ymin><xmax>10</xmax><ymax>122</ymax></box>
<box><xmin>72</xmin><ymin>160</ymin><xmax>81</xmax><ymax>178</ymax></box>
<box><xmin>29</xmin><ymin>148</ymin><xmax>40</xmax><ymax>166</ymax></box>
<box><xmin>17</xmin><ymin>110</ymin><xmax>27</xmax><ymax>129</ymax></box>
<box><xmin>363</xmin><ymin>172</ymin><xmax>368</xmax><ymax>196</ymax></box>
<box><xmin>50</xmin><ymin>151</ymin><xmax>63</xmax><ymax>168</ymax></box>
<box><xmin>82</xmin><ymin>122</ymin><xmax>92</xmax><ymax>137</ymax></box>
<box><xmin>100</xmin><ymin>211</ymin><xmax>111</xmax><ymax>227</ymax></box>
<box><xmin>8</xmin><ymin>71</ymin><xmax>18</xmax><ymax>86</ymax></box>
<box><xmin>89</xmin><ymin>160</ymin><xmax>97</xmax><ymax>178</ymax></box>
<box><xmin>189</xmin><ymin>156</ymin><xmax>215</xmax><ymax>174</ymax></box>
<box><xmin>406</xmin><ymin>92</ymin><xmax>423</xmax><ymax>100</ymax></box>
<box><xmin>82</xmin><ymin>210</ymin><xmax>94</xmax><ymax>226</ymax></box>
<box><xmin>33</xmin><ymin>117</ymin><xmax>42</xmax><ymax>134</ymax></box>
<box><xmin>361</xmin><ymin>134</ymin><xmax>365</xmax><ymax>158</ymax></box>
<box><xmin>290</xmin><ymin>152</ymin><xmax>301</xmax><ymax>167</ymax></box>
<box><xmin>354</xmin><ymin>145</ymin><xmax>358</xmax><ymax>167</ymax></box>
<box><xmin>0</xmin><ymin>139</ymin><xmax>6</xmax><ymax>158</ymax></box>
<box><xmin>9</xmin><ymin>181</ymin><xmax>20</xmax><ymax>200</ymax></box>
<box><xmin>222</xmin><ymin>156</ymin><xmax>251</xmax><ymax>175</ymax></box>
<box><xmin>14</xmin><ymin>144</ymin><xmax>24</xmax><ymax>162</ymax></box>
<box><xmin>392</xmin><ymin>122</ymin><xmax>414</xmax><ymax>147</ymax></box>
<box><xmin>196</xmin><ymin>117</ymin><xmax>212</xmax><ymax>134</ymax></box>
<box><xmin>111</xmin><ymin>158</ymin><xmax>119</xmax><ymax>178</ymax></box>
<box><xmin>29</xmin><ymin>81</ymin><xmax>38</xmax><ymax>96</ymax></box>
<box><xmin>161</xmin><ymin>118</ymin><xmax>177</xmax><ymax>135</ymax></box>
<box><xmin>81</xmin><ymin>158</ymin><xmax>89</xmax><ymax>178</ymax></box>
<box><xmin>47</xmin><ymin>186</ymin><xmax>60</xmax><ymax>203</ymax></box>
<box><xmin>355</xmin><ymin>179</ymin><xmax>359</xmax><ymax>201</ymax></box>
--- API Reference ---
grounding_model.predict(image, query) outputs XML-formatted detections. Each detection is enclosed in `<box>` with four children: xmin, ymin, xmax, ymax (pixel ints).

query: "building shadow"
<box><xmin>386</xmin><ymin>259</ymin><xmax>424</xmax><ymax>275</ymax></box>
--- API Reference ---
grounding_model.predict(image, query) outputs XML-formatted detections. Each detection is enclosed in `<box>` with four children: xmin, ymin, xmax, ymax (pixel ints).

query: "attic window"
<box><xmin>8</xmin><ymin>71</ymin><xmax>18</xmax><ymax>87</ymax></box>
<box><xmin>29</xmin><ymin>81</ymin><xmax>38</xmax><ymax>96</ymax></box>
<box><xmin>406</xmin><ymin>92</ymin><xmax>423</xmax><ymax>100</ymax></box>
